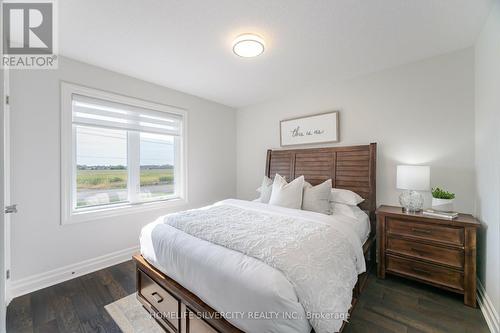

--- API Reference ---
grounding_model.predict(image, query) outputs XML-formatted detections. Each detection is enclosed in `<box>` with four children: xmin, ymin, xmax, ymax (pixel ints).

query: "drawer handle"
<box><xmin>412</xmin><ymin>267</ymin><xmax>431</xmax><ymax>275</ymax></box>
<box><xmin>411</xmin><ymin>228</ymin><xmax>431</xmax><ymax>234</ymax></box>
<box><xmin>151</xmin><ymin>292</ymin><xmax>163</xmax><ymax>303</ymax></box>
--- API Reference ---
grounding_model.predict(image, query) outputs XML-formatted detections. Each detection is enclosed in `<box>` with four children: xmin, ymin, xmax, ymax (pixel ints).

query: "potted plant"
<box><xmin>431</xmin><ymin>187</ymin><xmax>455</xmax><ymax>212</ymax></box>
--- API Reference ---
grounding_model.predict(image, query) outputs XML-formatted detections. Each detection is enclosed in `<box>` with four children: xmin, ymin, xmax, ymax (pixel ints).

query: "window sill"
<box><xmin>62</xmin><ymin>197</ymin><xmax>188</xmax><ymax>225</ymax></box>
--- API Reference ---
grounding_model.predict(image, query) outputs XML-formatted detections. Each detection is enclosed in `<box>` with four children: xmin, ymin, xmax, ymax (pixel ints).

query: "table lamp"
<box><xmin>397</xmin><ymin>165</ymin><xmax>430</xmax><ymax>212</ymax></box>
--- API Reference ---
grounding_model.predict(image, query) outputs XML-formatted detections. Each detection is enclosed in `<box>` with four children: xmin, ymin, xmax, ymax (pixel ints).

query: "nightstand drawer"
<box><xmin>387</xmin><ymin>237</ymin><xmax>464</xmax><ymax>269</ymax></box>
<box><xmin>386</xmin><ymin>255</ymin><xmax>464</xmax><ymax>291</ymax></box>
<box><xmin>387</xmin><ymin>218</ymin><xmax>464</xmax><ymax>246</ymax></box>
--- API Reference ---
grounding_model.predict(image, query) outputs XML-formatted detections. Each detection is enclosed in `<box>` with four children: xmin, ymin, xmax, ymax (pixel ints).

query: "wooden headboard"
<box><xmin>265</xmin><ymin>143</ymin><xmax>377</xmax><ymax>220</ymax></box>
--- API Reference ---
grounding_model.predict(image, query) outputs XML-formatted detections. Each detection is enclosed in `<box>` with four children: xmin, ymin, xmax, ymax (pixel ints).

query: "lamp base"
<box><xmin>399</xmin><ymin>190</ymin><xmax>424</xmax><ymax>213</ymax></box>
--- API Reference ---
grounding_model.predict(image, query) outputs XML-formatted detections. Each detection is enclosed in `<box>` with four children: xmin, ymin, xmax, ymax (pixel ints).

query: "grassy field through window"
<box><xmin>76</xmin><ymin>167</ymin><xmax>174</xmax><ymax>207</ymax></box>
<box><xmin>77</xmin><ymin>169</ymin><xmax>128</xmax><ymax>190</ymax></box>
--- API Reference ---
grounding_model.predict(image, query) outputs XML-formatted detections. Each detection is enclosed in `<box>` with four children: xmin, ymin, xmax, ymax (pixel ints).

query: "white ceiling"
<box><xmin>60</xmin><ymin>0</ymin><xmax>493</xmax><ymax>108</ymax></box>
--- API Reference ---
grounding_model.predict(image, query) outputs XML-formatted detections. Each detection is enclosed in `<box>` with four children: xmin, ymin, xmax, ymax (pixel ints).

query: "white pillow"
<box><xmin>269</xmin><ymin>174</ymin><xmax>305</xmax><ymax>209</ymax></box>
<box><xmin>330</xmin><ymin>188</ymin><xmax>364</xmax><ymax>205</ymax></box>
<box><xmin>331</xmin><ymin>202</ymin><xmax>363</xmax><ymax>219</ymax></box>
<box><xmin>302</xmin><ymin>179</ymin><xmax>332</xmax><ymax>215</ymax></box>
<box><xmin>257</xmin><ymin>176</ymin><xmax>273</xmax><ymax>203</ymax></box>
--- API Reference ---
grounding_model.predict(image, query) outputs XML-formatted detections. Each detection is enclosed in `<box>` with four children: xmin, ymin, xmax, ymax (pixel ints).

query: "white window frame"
<box><xmin>61</xmin><ymin>82</ymin><xmax>188</xmax><ymax>225</ymax></box>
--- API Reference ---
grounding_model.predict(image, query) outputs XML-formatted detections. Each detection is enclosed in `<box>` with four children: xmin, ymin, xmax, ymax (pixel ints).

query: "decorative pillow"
<box><xmin>257</xmin><ymin>176</ymin><xmax>273</xmax><ymax>203</ymax></box>
<box><xmin>269</xmin><ymin>174</ymin><xmax>305</xmax><ymax>209</ymax></box>
<box><xmin>331</xmin><ymin>202</ymin><xmax>363</xmax><ymax>219</ymax></box>
<box><xmin>302</xmin><ymin>179</ymin><xmax>332</xmax><ymax>215</ymax></box>
<box><xmin>330</xmin><ymin>188</ymin><xmax>364</xmax><ymax>205</ymax></box>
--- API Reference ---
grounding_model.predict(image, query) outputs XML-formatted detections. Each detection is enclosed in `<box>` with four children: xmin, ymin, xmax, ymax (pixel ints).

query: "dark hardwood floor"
<box><xmin>7</xmin><ymin>261</ymin><xmax>135</xmax><ymax>333</ymax></box>
<box><xmin>7</xmin><ymin>261</ymin><xmax>489</xmax><ymax>333</ymax></box>
<box><xmin>344</xmin><ymin>274</ymin><xmax>489</xmax><ymax>333</ymax></box>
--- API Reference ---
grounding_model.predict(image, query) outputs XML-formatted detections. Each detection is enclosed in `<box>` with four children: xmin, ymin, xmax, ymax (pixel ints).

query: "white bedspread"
<box><xmin>140</xmin><ymin>199</ymin><xmax>367</xmax><ymax>333</ymax></box>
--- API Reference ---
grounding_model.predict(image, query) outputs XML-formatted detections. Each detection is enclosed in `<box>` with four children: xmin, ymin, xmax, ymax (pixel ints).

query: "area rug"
<box><xmin>105</xmin><ymin>293</ymin><xmax>164</xmax><ymax>333</ymax></box>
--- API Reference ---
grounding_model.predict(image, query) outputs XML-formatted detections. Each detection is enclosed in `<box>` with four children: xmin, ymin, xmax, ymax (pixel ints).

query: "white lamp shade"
<box><xmin>396</xmin><ymin>165</ymin><xmax>430</xmax><ymax>191</ymax></box>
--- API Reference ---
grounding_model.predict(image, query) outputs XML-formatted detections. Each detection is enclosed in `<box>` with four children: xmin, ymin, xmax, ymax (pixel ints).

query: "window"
<box><xmin>76</xmin><ymin>126</ymin><xmax>128</xmax><ymax>208</ymax></box>
<box><xmin>61</xmin><ymin>83</ymin><xmax>187</xmax><ymax>224</ymax></box>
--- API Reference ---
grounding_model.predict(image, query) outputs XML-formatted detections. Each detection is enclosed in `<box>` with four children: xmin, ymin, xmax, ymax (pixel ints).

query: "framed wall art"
<box><xmin>280</xmin><ymin>111</ymin><xmax>339</xmax><ymax>146</ymax></box>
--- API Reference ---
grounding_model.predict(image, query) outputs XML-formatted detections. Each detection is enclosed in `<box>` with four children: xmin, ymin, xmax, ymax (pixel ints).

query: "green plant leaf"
<box><xmin>431</xmin><ymin>187</ymin><xmax>455</xmax><ymax>199</ymax></box>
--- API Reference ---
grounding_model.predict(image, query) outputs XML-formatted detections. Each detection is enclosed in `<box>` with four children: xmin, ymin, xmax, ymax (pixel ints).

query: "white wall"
<box><xmin>237</xmin><ymin>49</ymin><xmax>475</xmax><ymax>213</ymax></box>
<box><xmin>9</xmin><ymin>57</ymin><xmax>236</xmax><ymax>284</ymax></box>
<box><xmin>475</xmin><ymin>0</ymin><xmax>500</xmax><ymax>326</ymax></box>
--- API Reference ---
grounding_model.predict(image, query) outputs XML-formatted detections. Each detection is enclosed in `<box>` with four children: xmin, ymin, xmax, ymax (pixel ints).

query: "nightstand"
<box><xmin>376</xmin><ymin>205</ymin><xmax>480</xmax><ymax>307</ymax></box>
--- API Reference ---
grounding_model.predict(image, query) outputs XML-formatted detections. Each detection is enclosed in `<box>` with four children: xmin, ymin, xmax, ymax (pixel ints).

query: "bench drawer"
<box><xmin>186</xmin><ymin>308</ymin><xmax>219</xmax><ymax>333</ymax></box>
<box><xmin>138</xmin><ymin>270</ymin><xmax>180</xmax><ymax>331</ymax></box>
<box><xmin>387</xmin><ymin>218</ymin><xmax>463</xmax><ymax>246</ymax></box>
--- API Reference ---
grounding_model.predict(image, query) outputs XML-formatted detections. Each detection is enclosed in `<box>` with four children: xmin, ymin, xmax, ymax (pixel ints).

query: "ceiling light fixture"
<box><xmin>232</xmin><ymin>34</ymin><xmax>265</xmax><ymax>58</ymax></box>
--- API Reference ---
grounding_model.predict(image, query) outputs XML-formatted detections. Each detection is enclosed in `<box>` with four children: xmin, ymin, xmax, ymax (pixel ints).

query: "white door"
<box><xmin>1</xmin><ymin>66</ymin><xmax>12</xmax><ymax>333</ymax></box>
<box><xmin>0</xmin><ymin>67</ymin><xmax>6</xmax><ymax>333</ymax></box>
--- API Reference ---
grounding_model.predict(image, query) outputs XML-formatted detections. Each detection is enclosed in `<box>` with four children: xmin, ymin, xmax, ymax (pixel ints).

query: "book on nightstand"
<box><xmin>423</xmin><ymin>209</ymin><xmax>459</xmax><ymax>220</ymax></box>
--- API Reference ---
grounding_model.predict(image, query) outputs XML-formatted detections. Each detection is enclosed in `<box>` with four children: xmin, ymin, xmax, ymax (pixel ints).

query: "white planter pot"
<box><xmin>432</xmin><ymin>198</ymin><xmax>454</xmax><ymax>212</ymax></box>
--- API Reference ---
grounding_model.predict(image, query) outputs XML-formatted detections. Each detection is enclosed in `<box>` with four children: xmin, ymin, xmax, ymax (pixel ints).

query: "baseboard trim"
<box><xmin>478</xmin><ymin>278</ymin><xmax>500</xmax><ymax>333</ymax></box>
<box><xmin>8</xmin><ymin>245</ymin><xmax>139</xmax><ymax>302</ymax></box>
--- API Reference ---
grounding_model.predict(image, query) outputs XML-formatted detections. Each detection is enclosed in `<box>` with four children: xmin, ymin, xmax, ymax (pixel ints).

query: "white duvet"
<box><xmin>140</xmin><ymin>199</ymin><xmax>367</xmax><ymax>333</ymax></box>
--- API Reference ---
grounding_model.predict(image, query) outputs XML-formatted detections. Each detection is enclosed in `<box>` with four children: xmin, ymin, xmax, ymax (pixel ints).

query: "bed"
<box><xmin>134</xmin><ymin>143</ymin><xmax>377</xmax><ymax>333</ymax></box>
